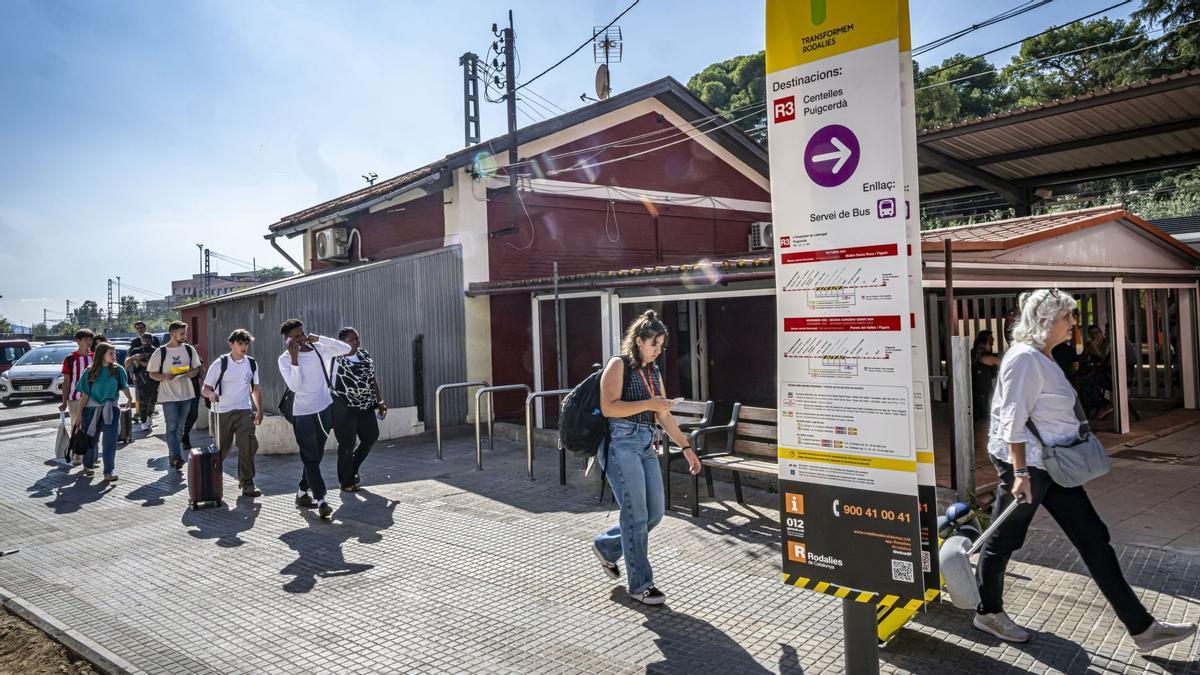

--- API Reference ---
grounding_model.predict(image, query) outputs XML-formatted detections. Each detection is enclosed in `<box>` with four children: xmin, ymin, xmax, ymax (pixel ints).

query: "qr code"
<box><xmin>891</xmin><ymin>559</ymin><xmax>915</xmax><ymax>583</ymax></box>
<box><xmin>921</xmin><ymin>550</ymin><xmax>931</xmax><ymax>573</ymax></box>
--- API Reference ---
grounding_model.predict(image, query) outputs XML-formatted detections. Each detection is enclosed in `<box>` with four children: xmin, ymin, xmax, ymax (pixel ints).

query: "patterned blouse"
<box><xmin>332</xmin><ymin>349</ymin><xmax>378</xmax><ymax>411</ymax></box>
<box><xmin>620</xmin><ymin>359</ymin><xmax>662</xmax><ymax>425</ymax></box>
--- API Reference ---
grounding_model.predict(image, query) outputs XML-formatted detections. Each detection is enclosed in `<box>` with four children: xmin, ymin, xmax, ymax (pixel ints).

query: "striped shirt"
<box><xmin>61</xmin><ymin>352</ymin><xmax>94</xmax><ymax>401</ymax></box>
<box><xmin>620</xmin><ymin>360</ymin><xmax>662</xmax><ymax>425</ymax></box>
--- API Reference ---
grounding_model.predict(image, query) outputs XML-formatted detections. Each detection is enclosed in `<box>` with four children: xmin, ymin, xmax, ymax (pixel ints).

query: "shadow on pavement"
<box><xmin>610</xmin><ymin>588</ymin><xmax>773</xmax><ymax>674</ymax></box>
<box><xmin>125</xmin><ymin>471</ymin><xmax>185</xmax><ymax>507</ymax></box>
<box><xmin>44</xmin><ymin>474</ymin><xmax>114</xmax><ymax>514</ymax></box>
<box><xmin>277</xmin><ymin>508</ymin><xmax>386</xmax><ymax>594</ymax></box>
<box><xmin>1142</xmin><ymin>653</ymin><xmax>1200</xmax><ymax>674</ymax></box>
<box><xmin>181</xmin><ymin>496</ymin><xmax>261</xmax><ymax>547</ymax></box>
<box><xmin>26</xmin><ymin>466</ymin><xmax>75</xmax><ymax>499</ymax></box>
<box><xmin>882</xmin><ymin>602</ymin><xmax>1092</xmax><ymax>674</ymax></box>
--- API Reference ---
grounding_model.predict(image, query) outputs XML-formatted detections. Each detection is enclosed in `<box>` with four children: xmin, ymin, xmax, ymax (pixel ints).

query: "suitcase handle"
<box><xmin>968</xmin><ymin>492</ymin><xmax>1027</xmax><ymax>556</ymax></box>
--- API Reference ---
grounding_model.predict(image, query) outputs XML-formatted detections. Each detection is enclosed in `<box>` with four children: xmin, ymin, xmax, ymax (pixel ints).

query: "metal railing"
<box><xmin>434</xmin><ymin>380</ymin><xmax>491</xmax><ymax>461</ymax></box>
<box><xmin>524</xmin><ymin>389</ymin><xmax>572</xmax><ymax>481</ymax></box>
<box><xmin>473</xmin><ymin>384</ymin><xmax>532</xmax><ymax>471</ymax></box>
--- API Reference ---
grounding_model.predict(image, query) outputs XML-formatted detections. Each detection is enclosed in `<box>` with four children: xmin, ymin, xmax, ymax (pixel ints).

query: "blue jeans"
<box><xmin>81</xmin><ymin>406</ymin><xmax>119</xmax><ymax>476</ymax></box>
<box><xmin>161</xmin><ymin>400</ymin><xmax>192</xmax><ymax>463</ymax></box>
<box><xmin>594</xmin><ymin>419</ymin><xmax>664</xmax><ymax>594</ymax></box>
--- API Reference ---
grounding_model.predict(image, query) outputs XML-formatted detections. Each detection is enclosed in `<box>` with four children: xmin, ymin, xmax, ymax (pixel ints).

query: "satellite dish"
<box><xmin>595</xmin><ymin>64</ymin><xmax>611</xmax><ymax>100</ymax></box>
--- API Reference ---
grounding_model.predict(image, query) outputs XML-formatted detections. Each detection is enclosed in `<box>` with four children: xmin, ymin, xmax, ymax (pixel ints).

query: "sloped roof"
<box><xmin>266</xmin><ymin>77</ymin><xmax>768</xmax><ymax>235</ymax></box>
<box><xmin>917</xmin><ymin>69</ymin><xmax>1200</xmax><ymax>201</ymax></box>
<box><xmin>920</xmin><ymin>205</ymin><xmax>1200</xmax><ymax>261</ymax></box>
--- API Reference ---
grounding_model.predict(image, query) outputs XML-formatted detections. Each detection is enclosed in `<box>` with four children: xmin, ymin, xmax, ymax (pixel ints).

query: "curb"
<box><xmin>0</xmin><ymin>583</ymin><xmax>141</xmax><ymax>675</ymax></box>
<box><xmin>1108</xmin><ymin>417</ymin><xmax>1200</xmax><ymax>453</ymax></box>
<box><xmin>0</xmin><ymin>412</ymin><xmax>61</xmax><ymax>428</ymax></box>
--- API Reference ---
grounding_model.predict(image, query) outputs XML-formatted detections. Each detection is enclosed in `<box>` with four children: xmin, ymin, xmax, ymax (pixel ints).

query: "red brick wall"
<box><xmin>310</xmin><ymin>192</ymin><xmax>445</xmax><ymax>271</ymax></box>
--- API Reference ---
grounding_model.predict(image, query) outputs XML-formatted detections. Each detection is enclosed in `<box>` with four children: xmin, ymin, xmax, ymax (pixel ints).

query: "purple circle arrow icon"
<box><xmin>803</xmin><ymin>124</ymin><xmax>860</xmax><ymax>188</ymax></box>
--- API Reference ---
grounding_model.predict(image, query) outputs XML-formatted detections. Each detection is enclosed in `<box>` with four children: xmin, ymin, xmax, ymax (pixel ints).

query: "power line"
<box><xmin>479</xmin><ymin>62</ymin><xmax>566</xmax><ymax>118</ymax></box>
<box><xmin>918</xmin><ymin>0</ymin><xmax>1133</xmax><ymax>80</ymax></box>
<box><xmin>914</xmin><ymin>0</ymin><xmax>1054</xmax><ymax>56</ymax></box>
<box><xmin>510</xmin><ymin>0</ymin><xmax>640</xmax><ymax>97</ymax></box>
<box><xmin>916</xmin><ymin>18</ymin><xmax>1200</xmax><ymax>91</ymax></box>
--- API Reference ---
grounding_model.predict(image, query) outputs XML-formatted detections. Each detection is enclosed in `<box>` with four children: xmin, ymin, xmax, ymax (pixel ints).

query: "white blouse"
<box><xmin>987</xmin><ymin>342</ymin><xmax>1082</xmax><ymax>469</ymax></box>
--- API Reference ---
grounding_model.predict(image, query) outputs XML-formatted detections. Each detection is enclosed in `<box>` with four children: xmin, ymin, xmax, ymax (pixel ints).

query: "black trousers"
<box><xmin>294</xmin><ymin>406</ymin><xmax>333</xmax><ymax>500</ymax></box>
<box><xmin>332</xmin><ymin>399</ymin><xmax>380</xmax><ymax>488</ymax></box>
<box><xmin>977</xmin><ymin>457</ymin><xmax>1154</xmax><ymax>635</ymax></box>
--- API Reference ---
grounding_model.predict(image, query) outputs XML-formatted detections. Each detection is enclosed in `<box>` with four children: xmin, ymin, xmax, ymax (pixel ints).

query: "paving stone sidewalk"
<box><xmin>0</xmin><ymin>419</ymin><xmax>1197</xmax><ymax>674</ymax></box>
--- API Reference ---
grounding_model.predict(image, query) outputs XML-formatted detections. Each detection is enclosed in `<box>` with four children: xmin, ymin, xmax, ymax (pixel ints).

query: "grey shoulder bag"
<box><xmin>1025</xmin><ymin>396</ymin><xmax>1110</xmax><ymax>488</ymax></box>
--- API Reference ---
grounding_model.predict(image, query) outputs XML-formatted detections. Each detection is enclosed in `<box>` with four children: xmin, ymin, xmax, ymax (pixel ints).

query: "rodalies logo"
<box><xmin>773</xmin><ymin>96</ymin><xmax>796</xmax><ymax>124</ymax></box>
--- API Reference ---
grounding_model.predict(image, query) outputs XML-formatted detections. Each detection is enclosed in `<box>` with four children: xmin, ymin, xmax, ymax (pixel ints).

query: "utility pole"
<box><xmin>116</xmin><ymin>276</ymin><xmax>121</xmax><ymax>327</ymax></box>
<box><xmin>66</xmin><ymin>300</ymin><xmax>70</xmax><ymax>323</ymax></box>
<box><xmin>204</xmin><ymin>248</ymin><xmax>211</xmax><ymax>297</ymax></box>
<box><xmin>107</xmin><ymin>279</ymin><xmax>114</xmax><ymax>332</ymax></box>
<box><xmin>459</xmin><ymin>52</ymin><xmax>481</xmax><ymax>148</ymax></box>
<box><xmin>195</xmin><ymin>243</ymin><xmax>204</xmax><ymax>298</ymax></box>
<box><xmin>488</xmin><ymin>11</ymin><xmax>519</xmax><ymax>239</ymax></box>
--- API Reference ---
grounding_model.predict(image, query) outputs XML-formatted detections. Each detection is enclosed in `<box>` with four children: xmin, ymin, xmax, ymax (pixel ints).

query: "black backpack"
<box><xmin>205</xmin><ymin>354</ymin><xmax>257</xmax><ymax>410</ymax></box>
<box><xmin>558</xmin><ymin>359</ymin><xmax>629</xmax><ymax>458</ymax></box>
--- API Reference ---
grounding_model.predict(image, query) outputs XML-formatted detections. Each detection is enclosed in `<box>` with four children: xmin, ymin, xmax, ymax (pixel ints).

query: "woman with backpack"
<box><xmin>72</xmin><ymin>342</ymin><xmax>134</xmax><ymax>481</ymax></box>
<box><xmin>592</xmin><ymin>310</ymin><xmax>700</xmax><ymax>606</ymax></box>
<box><xmin>330</xmin><ymin>327</ymin><xmax>387</xmax><ymax>492</ymax></box>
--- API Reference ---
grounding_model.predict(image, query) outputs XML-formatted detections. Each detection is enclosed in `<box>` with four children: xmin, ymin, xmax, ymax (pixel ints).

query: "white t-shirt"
<box><xmin>202</xmin><ymin>354</ymin><xmax>260</xmax><ymax>414</ymax></box>
<box><xmin>276</xmin><ymin>335</ymin><xmax>352</xmax><ymax>417</ymax></box>
<box><xmin>147</xmin><ymin>344</ymin><xmax>201</xmax><ymax>403</ymax></box>
<box><xmin>987</xmin><ymin>342</ymin><xmax>1082</xmax><ymax>469</ymax></box>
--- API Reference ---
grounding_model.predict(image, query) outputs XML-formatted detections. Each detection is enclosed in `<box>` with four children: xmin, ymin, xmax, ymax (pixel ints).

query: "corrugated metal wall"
<box><xmin>204</xmin><ymin>247</ymin><xmax>467</xmax><ymax>424</ymax></box>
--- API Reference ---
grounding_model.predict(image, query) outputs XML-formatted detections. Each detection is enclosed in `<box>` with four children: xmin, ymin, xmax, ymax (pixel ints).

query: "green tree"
<box><xmin>70</xmin><ymin>300</ymin><xmax>102</xmax><ymax>330</ymax></box>
<box><xmin>255</xmin><ymin>266</ymin><xmax>293</xmax><ymax>282</ymax></box>
<box><xmin>914</xmin><ymin>55</ymin><xmax>1012</xmax><ymax>129</ymax></box>
<box><xmin>686</xmin><ymin>51</ymin><xmax>767</xmax><ymax>138</ymax></box>
<box><xmin>1002</xmin><ymin>18</ymin><xmax>1147</xmax><ymax>106</ymax></box>
<box><xmin>1133</xmin><ymin>0</ymin><xmax>1200</xmax><ymax>76</ymax></box>
<box><xmin>0</xmin><ymin>316</ymin><xmax>11</xmax><ymax>334</ymax></box>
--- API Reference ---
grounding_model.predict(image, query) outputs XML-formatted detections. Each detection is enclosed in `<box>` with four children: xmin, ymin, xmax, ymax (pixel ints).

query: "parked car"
<box><xmin>0</xmin><ymin>340</ymin><xmax>32</xmax><ymax>379</ymax></box>
<box><xmin>0</xmin><ymin>343</ymin><xmax>128</xmax><ymax>408</ymax></box>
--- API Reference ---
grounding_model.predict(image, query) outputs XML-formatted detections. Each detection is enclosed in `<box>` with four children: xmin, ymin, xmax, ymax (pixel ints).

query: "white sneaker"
<box><xmin>591</xmin><ymin>542</ymin><xmax>619</xmax><ymax>580</ymax></box>
<box><xmin>973</xmin><ymin>612</ymin><xmax>1031</xmax><ymax>643</ymax></box>
<box><xmin>1131</xmin><ymin>620</ymin><xmax>1197</xmax><ymax>654</ymax></box>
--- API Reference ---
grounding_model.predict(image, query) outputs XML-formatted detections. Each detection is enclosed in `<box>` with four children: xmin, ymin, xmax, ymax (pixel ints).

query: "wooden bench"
<box><xmin>688</xmin><ymin>403</ymin><xmax>778</xmax><ymax>517</ymax></box>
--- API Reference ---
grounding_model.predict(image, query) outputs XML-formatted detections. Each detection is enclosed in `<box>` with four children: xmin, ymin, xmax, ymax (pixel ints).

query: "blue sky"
<box><xmin>0</xmin><ymin>0</ymin><xmax>1137</xmax><ymax>328</ymax></box>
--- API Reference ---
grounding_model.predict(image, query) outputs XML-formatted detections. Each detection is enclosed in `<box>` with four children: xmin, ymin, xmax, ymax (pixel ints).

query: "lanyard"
<box><xmin>638</xmin><ymin>366</ymin><xmax>658</xmax><ymax>399</ymax></box>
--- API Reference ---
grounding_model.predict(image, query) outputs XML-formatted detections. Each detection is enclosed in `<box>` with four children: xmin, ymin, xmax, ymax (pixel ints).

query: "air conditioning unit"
<box><xmin>315</xmin><ymin>228</ymin><xmax>350</xmax><ymax>261</ymax></box>
<box><xmin>748</xmin><ymin>222</ymin><xmax>774</xmax><ymax>251</ymax></box>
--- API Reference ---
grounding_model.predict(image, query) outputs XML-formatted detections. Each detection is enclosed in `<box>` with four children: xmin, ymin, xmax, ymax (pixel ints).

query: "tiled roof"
<box><xmin>921</xmin><ymin>206</ymin><xmax>1200</xmax><ymax>261</ymax></box>
<box><xmin>267</xmin><ymin>165</ymin><xmax>439</xmax><ymax>233</ymax></box>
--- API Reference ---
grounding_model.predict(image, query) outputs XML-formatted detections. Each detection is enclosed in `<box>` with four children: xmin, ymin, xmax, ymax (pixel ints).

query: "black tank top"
<box><xmin>619</xmin><ymin>359</ymin><xmax>662</xmax><ymax>425</ymax></box>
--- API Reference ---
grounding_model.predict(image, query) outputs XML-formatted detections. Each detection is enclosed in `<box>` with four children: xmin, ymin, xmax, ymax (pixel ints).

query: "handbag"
<box><xmin>54</xmin><ymin>412</ymin><xmax>71</xmax><ymax>461</ymax></box>
<box><xmin>69</xmin><ymin>427</ymin><xmax>93</xmax><ymax>456</ymax></box>
<box><xmin>1025</xmin><ymin>396</ymin><xmax>1110</xmax><ymax>488</ymax></box>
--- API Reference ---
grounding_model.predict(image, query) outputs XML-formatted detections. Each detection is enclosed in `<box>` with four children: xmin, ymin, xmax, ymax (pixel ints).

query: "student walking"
<box><xmin>976</xmin><ymin>288</ymin><xmax>1196</xmax><ymax>653</ymax></box>
<box><xmin>125</xmin><ymin>333</ymin><xmax>159</xmax><ymax>431</ymax></box>
<box><xmin>201</xmin><ymin>329</ymin><xmax>264</xmax><ymax>498</ymax></box>
<box><xmin>330</xmin><ymin>327</ymin><xmax>388</xmax><ymax>492</ymax></box>
<box><xmin>130</xmin><ymin>322</ymin><xmax>160</xmax><ymax>348</ymax></box>
<box><xmin>592</xmin><ymin>310</ymin><xmax>700</xmax><ymax>606</ymax></box>
<box><xmin>71</xmin><ymin>342</ymin><xmax>134</xmax><ymax>481</ymax></box>
<box><xmin>59</xmin><ymin>329</ymin><xmax>95</xmax><ymax>465</ymax></box>
<box><xmin>277</xmin><ymin>319</ymin><xmax>351</xmax><ymax>520</ymax></box>
<box><xmin>148</xmin><ymin>321</ymin><xmax>203</xmax><ymax>471</ymax></box>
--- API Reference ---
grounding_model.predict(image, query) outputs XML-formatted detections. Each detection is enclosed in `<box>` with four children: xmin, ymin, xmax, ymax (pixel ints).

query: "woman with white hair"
<box><xmin>975</xmin><ymin>288</ymin><xmax>1196</xmax><ymax>653</ymax></box>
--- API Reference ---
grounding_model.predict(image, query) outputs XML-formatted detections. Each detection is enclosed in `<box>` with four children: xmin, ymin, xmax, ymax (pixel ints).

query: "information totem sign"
<box><xmin>766</xmin><ymin>0</ymin><xmax>926</xmax><ymax>612</ymax></box>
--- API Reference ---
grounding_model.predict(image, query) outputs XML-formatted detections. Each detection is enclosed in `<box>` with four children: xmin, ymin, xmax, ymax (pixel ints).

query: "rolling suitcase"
<box><xmin>118</xmin><ymin>406</ymin><xmax>133</xmax><ymax>445</ymax></box>
<box><xmin>188</xmin><ymin>413</ymin><xmax>223</xmax><ymax>509</ymax></box>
